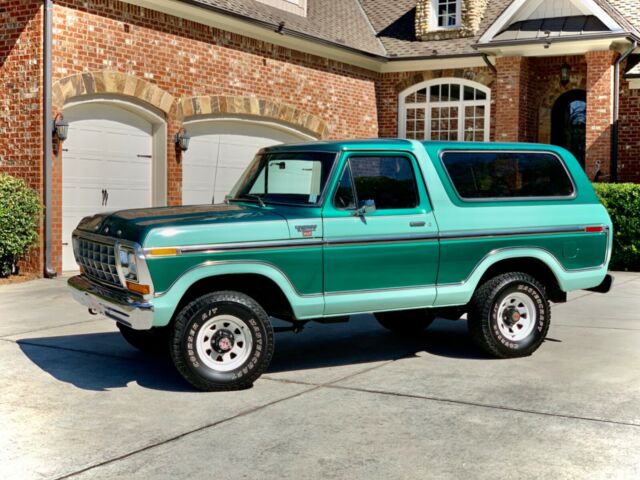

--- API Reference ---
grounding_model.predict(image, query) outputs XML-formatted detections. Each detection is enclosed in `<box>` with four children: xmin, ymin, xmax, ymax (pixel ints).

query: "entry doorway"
<box><xmin>551</xmin><ymin>90</ymin><xmax>586</xmax><ymax>168</ymax></box>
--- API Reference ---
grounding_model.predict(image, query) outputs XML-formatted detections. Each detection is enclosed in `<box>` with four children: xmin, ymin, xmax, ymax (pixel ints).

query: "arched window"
<box><xmin>399</xmin><ymin>78</ymin><xmax>491</xmax><ymax>142</ymax></box>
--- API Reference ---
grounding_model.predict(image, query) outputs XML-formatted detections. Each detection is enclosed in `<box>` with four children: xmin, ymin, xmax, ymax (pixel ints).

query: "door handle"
<box><xmin>410</xmin><ymin>221</ymin><xmax>426</xmax><ymax>227</ymax></box>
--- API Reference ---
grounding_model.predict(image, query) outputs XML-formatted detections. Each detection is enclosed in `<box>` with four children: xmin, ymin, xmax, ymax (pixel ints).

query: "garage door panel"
<box><xmin>62</xmin><ymin>103</ymin><xmax>153</xmax><ymax>271</ymax></box>
<box><xmin>182</xmin><ymin>121</ymin><xmax>309</xmax><ymax>205</ymax></box>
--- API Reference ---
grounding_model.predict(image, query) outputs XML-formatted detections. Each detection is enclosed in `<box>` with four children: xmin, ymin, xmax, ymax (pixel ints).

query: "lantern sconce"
<box><xmin>560</xmin><ymin>63</ymin><xmax>571</xmax><ymax>85</ymax></box>
<box><xmin>174</xmin><ymin>128</ymin><xmax>190</xmax><ymax>152</ymax></box>
<box><xmin>53</xmin><ymin>113</ymin><xmax>69</xmax><ymax>141</ymax></box>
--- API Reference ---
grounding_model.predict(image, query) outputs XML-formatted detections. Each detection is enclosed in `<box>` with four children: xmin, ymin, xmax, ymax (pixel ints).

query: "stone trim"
<box><xmin>394</xmin><ymin>68</ymin><xmax>494</xmax><ymax>94</ymax></box>
<box><xmin>415</xmin><ymin>0</ymin><xmax>489</xmax><ymax>41</ymax></box>
<box><xmin>52</xmin><ymin>71</ymin><xmax>174</xmax><ymax>114</ymax></box>
<box><xmin>177</xmin><ymin>95</ymin><xmax>330</xmax><ymax>138</ymax></box>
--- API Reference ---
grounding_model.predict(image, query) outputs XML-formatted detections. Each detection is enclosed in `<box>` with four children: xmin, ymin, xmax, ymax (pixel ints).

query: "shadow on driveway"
<box><xmin>17</xmin><ymin>318</ymin><xmax>491</xmax><ymax>392</ymax></box>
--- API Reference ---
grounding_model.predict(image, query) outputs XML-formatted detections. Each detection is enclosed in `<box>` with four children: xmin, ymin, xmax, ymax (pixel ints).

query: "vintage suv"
<box><xmin>68</xmin><ymin>139</ymin><xmax>613</xmax><ymax>391</ymax></box>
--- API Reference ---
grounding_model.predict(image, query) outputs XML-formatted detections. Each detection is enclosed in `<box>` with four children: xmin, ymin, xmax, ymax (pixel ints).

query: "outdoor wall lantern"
<box><xmin>561</xmin><ymin>63</ymin><xmax>571</xmax><ymax>85</ymax></box>
<box><xmin>174</xmin><ymin>128</ymin><xmax>190</xmax><ymax>152</ymax></box>
<box><xmin>53</xmin><ymin>114</ymin><xmax>69</xmax><ymax>141</ymax></box>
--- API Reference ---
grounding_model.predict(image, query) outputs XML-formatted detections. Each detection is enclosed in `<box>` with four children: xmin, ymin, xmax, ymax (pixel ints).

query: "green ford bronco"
<box><xmin>69</xmin><ymin>139</ymin><xmax>613</xmax><ymax>391</ymax></box>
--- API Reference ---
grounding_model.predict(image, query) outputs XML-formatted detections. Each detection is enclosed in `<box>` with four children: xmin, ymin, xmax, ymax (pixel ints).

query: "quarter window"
<box><xmin>441</xmin><ymin>151</ymin><xmax>575</xmax><ymax>199</ymax></box>
<box><xmin>400</xmin><ymin>79</ymin><xmax>490</xmax><ymax>142</ymax></box>
<box><xmin>334</xmin><ymin>156</ymin><xmax>419</xmax><ymax>210</ymax></box>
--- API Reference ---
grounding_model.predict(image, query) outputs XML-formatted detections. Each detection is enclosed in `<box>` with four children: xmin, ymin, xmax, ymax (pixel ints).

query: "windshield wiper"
<box><xmin>237</xmin><ymin>194</ymin><xmax>265</xmax><ymax>207</ymax></box>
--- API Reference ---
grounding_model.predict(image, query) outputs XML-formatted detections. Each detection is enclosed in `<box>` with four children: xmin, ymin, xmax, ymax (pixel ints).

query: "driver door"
<box><xmin>322</xmin><ymin>152</ymin><xmax>439</xmax><ymax>315</ymax></box>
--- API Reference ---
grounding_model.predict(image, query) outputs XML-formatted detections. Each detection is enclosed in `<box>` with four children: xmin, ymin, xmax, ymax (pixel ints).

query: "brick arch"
<box><xmin>177</xmin><ymin>95</ymin><xmax>330</xmax><ymax>139</ymax></box>
<box><xmin>52</xmin><ymin>71</ymin><xmax>174</xmax><ymax>114</ymax></box>
<box><xmin>537</xmin><ymin>78</ymin><xmax>587</xmax><ymax>144</ymax></box>
<box><xmin>395</xmin><ymin>68</ymin><xmax>494</xmax><ymax>94</ymax></box>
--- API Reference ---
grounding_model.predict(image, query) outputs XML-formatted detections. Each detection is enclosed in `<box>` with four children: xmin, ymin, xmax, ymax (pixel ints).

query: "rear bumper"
<box><xmin>586</xmin><ymin>274</ymin><xmax>614</xmax><ymax>294</ymax></box>
<box><xmin>68</xmin><ymin>275</ymin><xmax>154</xmax><ymax>330</ymax></box>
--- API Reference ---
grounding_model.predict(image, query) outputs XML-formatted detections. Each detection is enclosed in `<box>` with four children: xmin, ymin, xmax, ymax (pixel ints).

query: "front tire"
<box><xmin>170</xmin><ymin>291</ymin><xmax>274</xmax><ymax>391</ymax></box>
<box><xmin>375</xmin><ymin>309</ymin><xmax>435</xmax><ymax>334</ymax></box>
<box><xmin>467</xmin><ymin>272</ymin><xmax>550</xmax><ymax>358</ymax></box>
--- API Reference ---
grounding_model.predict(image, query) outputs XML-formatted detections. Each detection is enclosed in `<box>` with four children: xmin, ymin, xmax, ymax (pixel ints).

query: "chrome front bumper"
<box><xmin>68</xmin><ymin>275</ymin><xmax>154</xmax><ymax>330</ymax></box>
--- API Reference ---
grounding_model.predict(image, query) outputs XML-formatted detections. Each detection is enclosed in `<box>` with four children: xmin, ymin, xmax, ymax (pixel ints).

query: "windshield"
<box><xmin>229</xmin><ymin>151</ymin><xmax>337</xmax><ymax>206</ymax></box>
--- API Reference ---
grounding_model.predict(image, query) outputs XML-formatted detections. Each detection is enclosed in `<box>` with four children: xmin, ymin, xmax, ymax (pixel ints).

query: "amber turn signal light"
<box><xmin>126</xmin><ymin>281</ymin><xmax>150</xmax><ymax>295</ymax></box>
<box><xmin>147</xmin><ymin>247</ymin><xmax>179</xmax><ymax>257</ymax></box>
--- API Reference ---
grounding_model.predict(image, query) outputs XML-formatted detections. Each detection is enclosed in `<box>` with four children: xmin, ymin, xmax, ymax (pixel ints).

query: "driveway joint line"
<box><xmin>52</xmin><ymin>359</ymin><xmax>395</xmax><ymax>479</ymax></box>
<box><xmin>0</xmin><ymin>319</ymin><xmax>102</xmax><ymax>340</ymax></box>
<box><xmin>321</xmin><ymin>384</ymin><xmax>640</xmax><ymax>429</ymax></box>
<box><xmin>0</xmin><ymin>337</ymin><xmax>157</xmax><ymax>363</ymax></box>
<box><xmin>51</xmin><ymin>385</ymin><xmax>321</xmax><ymax>480</ymax></box>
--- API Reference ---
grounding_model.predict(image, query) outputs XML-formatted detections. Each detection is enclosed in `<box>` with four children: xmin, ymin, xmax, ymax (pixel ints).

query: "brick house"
<box><xmin>1</xmin><ymin>0</ymin><xmax>640</xmax><ymax>276</ymax></box>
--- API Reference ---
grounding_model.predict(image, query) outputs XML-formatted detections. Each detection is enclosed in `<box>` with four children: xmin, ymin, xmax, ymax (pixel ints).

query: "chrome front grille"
<box><xmin>75</xmin><ymin>237</ymin><xmax>121</xmax><ymax>287</ymax></box>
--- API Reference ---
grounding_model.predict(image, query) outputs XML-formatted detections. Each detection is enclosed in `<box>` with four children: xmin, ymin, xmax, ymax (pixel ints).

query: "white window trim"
<box><xmin>430</xmin><ymin>0</ymin><xmax>462</xmax><ymax>30</ymax></box>
<box><xmin>398</xmin><ymin>78</ymin><xmax>491</xmax><ymax>142</ymax></box>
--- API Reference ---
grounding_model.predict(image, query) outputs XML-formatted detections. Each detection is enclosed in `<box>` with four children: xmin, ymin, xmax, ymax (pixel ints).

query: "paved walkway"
<box><xmin>1</xmin><ymin>272</ymin><xmax>639</xmax><ymax>479</ymax></box>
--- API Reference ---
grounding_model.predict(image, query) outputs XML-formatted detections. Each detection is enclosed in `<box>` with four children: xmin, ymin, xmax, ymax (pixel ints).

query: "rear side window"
<box><xmin>335</xmin><ymin>156</ymin><xmax>419</xmax><ymax>210</ymax></box>
<box><xmin>441</xmin><ymin>151</ymin><xmax>575</xmax><ymax>199</ymax></box>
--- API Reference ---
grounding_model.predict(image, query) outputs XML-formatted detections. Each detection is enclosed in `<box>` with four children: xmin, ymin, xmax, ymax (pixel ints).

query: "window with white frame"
<box><xmin>432</xmin><ymin>0</ymin><xmax>461</xmax><ymax>28</ymax></box>
<box><xmin>399</xmin><ymin>79</ymin><xmax>491</xmax><ymax>142</ymax></box>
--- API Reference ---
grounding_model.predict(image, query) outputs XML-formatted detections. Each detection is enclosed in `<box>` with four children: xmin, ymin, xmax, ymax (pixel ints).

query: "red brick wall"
<box><xmin>585</xmin><ymin>50</ymin><xmax>616</xmax><ymax>180</ymax></box>
<box><xmin>495</xmin><ymin>56</ymin><xmax>536</xmax><ymax>142</ymax></box>
<box><xmin>618</xmin><ymin>67</ymin><xmax>640</xmax><ymax>183</ymax></box>
<box><xmin>44</xmin><ymin>0</ymin><xmax>381</xmax><ymax>273</ymax></box>
<box><xmin>0</xmin><ymin>0</ymin><xmax>43</xmax><ymax>274</ymax></box>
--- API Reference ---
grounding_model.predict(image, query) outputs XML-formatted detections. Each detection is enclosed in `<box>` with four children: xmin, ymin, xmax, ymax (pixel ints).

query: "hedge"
<box><xmin>0</xmin><ymin>174</ymin><xmax>41</xmax><ymax>277</ymax></box>
<box><xmin>593</xmin><ymin>183</ymin><xmax>640</xmax><ymax>271</ymax></box>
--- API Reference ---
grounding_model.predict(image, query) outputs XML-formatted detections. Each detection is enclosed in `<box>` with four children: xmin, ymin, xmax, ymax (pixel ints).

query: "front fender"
<box><xmin>434</xmin><ymin>247</ymin><xmax>608</xmax><ymax>307</ymax></box>
<box><xmin>151</xmin><ymin>260</ymin><xmax>324</xmax><ymax>327</ymax></box>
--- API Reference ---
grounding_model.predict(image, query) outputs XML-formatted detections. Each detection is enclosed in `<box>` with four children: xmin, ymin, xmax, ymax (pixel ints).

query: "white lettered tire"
<box><xmin>467</xmin><ymin>272</ymin><xmax>551</xmax><ymax>358</ymax></box>
<box><xmin>170</xmin><ymin>291</ymin><xmax>274</xmax><ymax>391</ymax></box>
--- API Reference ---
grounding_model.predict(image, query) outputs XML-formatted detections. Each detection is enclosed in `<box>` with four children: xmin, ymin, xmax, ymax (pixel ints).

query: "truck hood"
<box><xmin>75</xmin><ymin>204</ymin><xmax>290</xmax><ymax>247</ymax></box>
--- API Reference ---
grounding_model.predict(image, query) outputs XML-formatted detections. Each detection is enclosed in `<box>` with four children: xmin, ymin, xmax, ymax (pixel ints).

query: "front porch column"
<box><xmin>495</xmin><ymin>56</ymin><xmax>533</xmax><ymax>142</ymax></box>
<box><xmin>585</xmin><ymin>50</ymin><xmax>617</xmax><ymax>180</ymax></box>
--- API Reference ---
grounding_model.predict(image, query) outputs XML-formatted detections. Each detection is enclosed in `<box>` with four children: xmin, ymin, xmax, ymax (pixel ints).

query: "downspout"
<box><xmin>481</xmin><ymin>53</ymin><xmax>497</xmax><ymax>75</ymax></box>
<box><xmin>611</xmin><ymin>39</ymin><xmax>637</xmax><ymax>183</ymax></box>
<box><xmin>43</xmin><ymin>0</ymin><xmax>56</xmax><ymax>278</ymax></box>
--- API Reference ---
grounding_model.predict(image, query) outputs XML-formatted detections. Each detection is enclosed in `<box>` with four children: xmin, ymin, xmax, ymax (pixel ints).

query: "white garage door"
<box><xmin>62</xmin><ymin>103</ymin><xmax>153</xmax><ymax>270</ymax></box>
<box><xmin>182</xmin><ymin>121</ymin><xmax>309</xmax><ymax>205</ymax></box>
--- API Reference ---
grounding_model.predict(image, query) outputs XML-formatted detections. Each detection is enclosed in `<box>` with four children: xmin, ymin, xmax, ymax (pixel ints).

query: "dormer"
<box><xmin>255</xmin><ymin>0</ymin><xmax>307</xmax><ymax>17</ymax></box>
<box><xmin>415</xmin><ymin>0</ymin><xmax>490</xmax><ymax>41</ymax></box>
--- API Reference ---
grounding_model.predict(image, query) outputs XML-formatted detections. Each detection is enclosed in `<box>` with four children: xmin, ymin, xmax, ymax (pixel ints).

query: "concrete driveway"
<box><xmin>1</xmin><ymin>272</ymin><xmax>639</xmax><ymax>480</ymax></box>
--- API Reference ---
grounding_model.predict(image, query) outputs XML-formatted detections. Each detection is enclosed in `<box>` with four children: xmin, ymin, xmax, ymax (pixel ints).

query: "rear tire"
<box><xmin>170</xmin><ymin>291</ymin><xmax>274</xmax><ymax>391</ymax></box>
<box><xmin>375</xmin><ymin>309</ymin><xmax>435</xmax><ymax>334</ymax></box>
<box><xmin>467</xmin><ymin>272</ymin><xmax>550</xmax><ymax>358</ymax></box>
<box><xmin>117</xmin><ymin>323</ymin><xmax>169</xmax><ymax>355</ymax></box>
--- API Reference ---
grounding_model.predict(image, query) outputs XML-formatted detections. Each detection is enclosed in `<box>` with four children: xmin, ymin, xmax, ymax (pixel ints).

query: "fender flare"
<box><xmin>151</xmin><ymin>260</ymin><xmax>324</xmax><ymax>327</ymax></box>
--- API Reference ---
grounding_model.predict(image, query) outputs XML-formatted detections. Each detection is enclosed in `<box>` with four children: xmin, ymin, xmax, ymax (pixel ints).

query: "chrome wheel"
<box><xmin>496</xmin><ymin>292</ymin><xmax>537</xmax><ymax>342</ymax></box>
<box><xmin>195</xmin><ymin>314</ymin><xmax>253</xmax><ymax>372</ymax></box>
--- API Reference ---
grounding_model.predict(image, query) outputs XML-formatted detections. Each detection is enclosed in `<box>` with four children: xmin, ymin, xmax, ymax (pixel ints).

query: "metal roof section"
<box><xmin>490</xmin><ymin>15</ymin><xmax>611</xmax><ymax>43</ymax></box>
<box><xmin>477</xmin><ymin>0</ymin><xmax>632</xmax><ymax>48</ymax></box>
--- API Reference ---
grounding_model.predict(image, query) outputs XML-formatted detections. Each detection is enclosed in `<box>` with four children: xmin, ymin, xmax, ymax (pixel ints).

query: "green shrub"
<box><xmin>0</xmin><ymin>174</ymin><xmax>41</xmax><ymax>276</ymax></box>
<box><xmin>593</xmin><ymin>183</ymin><xmax>640</xmax><ymax>271</ymax></box>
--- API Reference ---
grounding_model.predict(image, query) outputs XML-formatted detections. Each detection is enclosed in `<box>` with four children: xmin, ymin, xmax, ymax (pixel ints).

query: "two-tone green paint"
<box><xmin>75</xmin><ymin>139</ymin><xmax>612</xmax><ymax>328</ymax></box>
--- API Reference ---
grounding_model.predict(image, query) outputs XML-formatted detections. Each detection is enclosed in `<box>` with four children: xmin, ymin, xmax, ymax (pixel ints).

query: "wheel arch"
<box><xmin>435</xmin><ymin>248</ymin><xmax>571</xmax><ymax>307</ymax></box>
<box><xmin>151</xmin><ymin>261</ymin><xmax>323</xmax><ymax>327</ymax></box>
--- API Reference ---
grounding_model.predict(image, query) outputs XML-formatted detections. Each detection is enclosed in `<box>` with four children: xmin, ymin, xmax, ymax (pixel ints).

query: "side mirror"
<box><xmin>353</xmin><ymin>199</ymin><xmax>376</xmax><ymax>216</ymax></box>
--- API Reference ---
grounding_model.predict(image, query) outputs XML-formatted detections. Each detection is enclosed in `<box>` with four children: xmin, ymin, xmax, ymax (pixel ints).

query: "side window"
<box><xmin>441</xmin><ymin>151</ymin><xmax>575</xmax><ymax>199</ymax></box>
<box><xmin>337</xmin><ymin>156</ymin><xmax>419</xmax><ymax>210</ymax></box>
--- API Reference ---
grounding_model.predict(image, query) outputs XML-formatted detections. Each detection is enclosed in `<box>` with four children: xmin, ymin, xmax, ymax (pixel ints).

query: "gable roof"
<box><xmin>182</xmin><ymin>0</ymin><xmax>639</xmax><ymax>60</ymax></box>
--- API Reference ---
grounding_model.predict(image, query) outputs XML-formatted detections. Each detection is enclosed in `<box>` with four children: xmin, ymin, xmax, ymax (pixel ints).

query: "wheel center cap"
<box><xmin>212</xmin><ymin>330</ymin><xmax>235</xmax><ymax>353</ymax></box>
<box><xmin>503</xmin><ymin>308</ymin><xmax>521</xmax><ymax>326</ymax></box>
